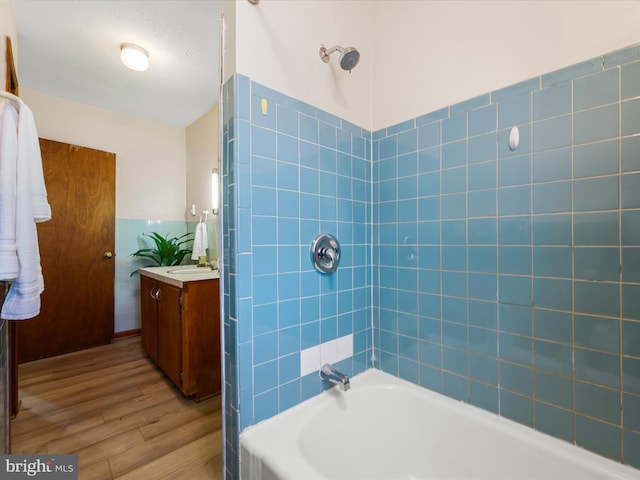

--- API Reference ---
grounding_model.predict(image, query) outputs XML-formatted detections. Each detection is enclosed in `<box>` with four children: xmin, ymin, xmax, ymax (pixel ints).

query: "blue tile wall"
<box><xmin>221</xmin><ymin>43</ymin><xmax>640</xmax><ymax>478</ymax></box>
<box><xmin>222</xmin><ymin>75</ymin><xmax>372</xmax><ymax>478</ymax></box>
<box><xmin>222</xmin><ymin>75</ymin><xmax>240</xmax><ymax>480</ymax></box>
<box><xmin>372</xmin><ymin>43</ymin><xmax>640</xmax><ymax>469</ymax></box>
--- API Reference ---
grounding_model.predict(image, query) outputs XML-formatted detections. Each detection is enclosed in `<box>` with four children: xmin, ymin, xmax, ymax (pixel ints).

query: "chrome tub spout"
<box><xmin>320</xmin><ymin>363</ymin><xmax>350</xmax><ymax>391</ymax></box>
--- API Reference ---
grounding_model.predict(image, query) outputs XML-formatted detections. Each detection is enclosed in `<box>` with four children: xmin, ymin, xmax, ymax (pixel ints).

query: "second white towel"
<box><xmin>191</xmin><ymin>222</ymin><xmax>208</xmax><ymax>260</ymax></box>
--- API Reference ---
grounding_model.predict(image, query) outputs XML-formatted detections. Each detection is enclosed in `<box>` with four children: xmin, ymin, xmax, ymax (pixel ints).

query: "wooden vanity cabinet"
<box><xmin>140</xmin><ymin>274</ymin><xmax>220</xmax><ymax>399</ymax></box>
<box><xmin>140</xmin><ymin>275</ymin><xmax>160</xmax><ymax>363</ymax></box>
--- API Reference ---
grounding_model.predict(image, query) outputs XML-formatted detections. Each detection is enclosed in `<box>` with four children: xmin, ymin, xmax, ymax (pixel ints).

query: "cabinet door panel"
<box><xmin>157</xmin><ymin>283</ymin><xmax>182</xmax><ymax>388</ymax></box>
<box><xmin>140</xmin><ymin>276</ymin><xmax>158</xmax><ymax>362</ymax></box>
<box><xmin>183</xmin><ymin>279</ymin><xmax>221</xmax><ymax>398</ymax></box>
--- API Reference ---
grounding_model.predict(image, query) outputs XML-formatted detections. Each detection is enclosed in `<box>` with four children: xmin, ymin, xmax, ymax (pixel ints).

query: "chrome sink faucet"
<box><xmin>320</xmin><ymin>363</ymin><xmax>350</xmax><ymax>391</ymax></box>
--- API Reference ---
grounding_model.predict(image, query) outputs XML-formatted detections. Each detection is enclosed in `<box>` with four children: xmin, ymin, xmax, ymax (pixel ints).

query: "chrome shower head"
<box><xmin>339</xmin><ymin>47</ymin><xmax>360</xmax><ymax>72</ymax></box>
<box><xmin>319</xmin><ymin>45</ymin><xmax>360</xmax><ymax>73</ymax></box>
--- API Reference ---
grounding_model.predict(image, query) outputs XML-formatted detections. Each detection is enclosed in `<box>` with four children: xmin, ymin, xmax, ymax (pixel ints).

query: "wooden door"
<box><xmin>156</xmin><ymin>282</ymin><xmax>182</xmax><ymax>389</ymax></box>
<box><xmin>140</xmin><ymin>276</ymin><xmax>159</xmax><ymax>363</ymax></box>
<box><xmin>17</xmin><ymin>139</ymin><xmax>115</xmax><ymax>362</ymax></box>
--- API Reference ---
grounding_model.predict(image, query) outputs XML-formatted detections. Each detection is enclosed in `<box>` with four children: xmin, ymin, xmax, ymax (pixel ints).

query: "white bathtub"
<box><xmin>241</xmin><ymin>368</ymin><xmax>640</xmax><ymax>480</ymax></box>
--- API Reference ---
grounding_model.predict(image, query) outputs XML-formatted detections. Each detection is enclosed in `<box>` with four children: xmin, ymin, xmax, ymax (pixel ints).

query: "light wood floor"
<box><xmin>10</xmin><ymin>336</ymin><xmax>224</xmax><ymax>479</ymax></box>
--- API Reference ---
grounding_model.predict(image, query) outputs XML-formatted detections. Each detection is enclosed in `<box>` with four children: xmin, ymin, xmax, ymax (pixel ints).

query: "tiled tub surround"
<box><xmin>222</xmin><ymin>44</ymin><xmax>640</xmax><ymax>478</ymax></box>
<box><xmin>221</xmin><ymin>75</ymin><xmax>372</xmax><ymax>478</ymax></box>
<box><xmin>373</xmin><ymin>45</ymin><xmax>640</xmax><ymax>468</ymax></box>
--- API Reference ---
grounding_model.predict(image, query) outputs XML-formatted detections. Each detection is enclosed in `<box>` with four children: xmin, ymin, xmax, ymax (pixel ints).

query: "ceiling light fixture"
<box><xmin>120</xmin><ymin>43</ymin><xmax>149</xmax><ymax>71</ymax></box>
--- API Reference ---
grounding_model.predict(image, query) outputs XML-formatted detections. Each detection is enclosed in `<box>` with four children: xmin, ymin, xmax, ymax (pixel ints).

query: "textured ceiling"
<box><xmin>14</xmin><ymin>0</ymin><xmax>221</xmax><ymax>127</ymax></box>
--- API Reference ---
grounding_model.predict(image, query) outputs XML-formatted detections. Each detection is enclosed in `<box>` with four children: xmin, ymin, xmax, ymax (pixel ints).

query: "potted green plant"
<box><xmin>130</xmin><ymin>231</ymin><xmax>194</xmax><ymax>276</ymax></box>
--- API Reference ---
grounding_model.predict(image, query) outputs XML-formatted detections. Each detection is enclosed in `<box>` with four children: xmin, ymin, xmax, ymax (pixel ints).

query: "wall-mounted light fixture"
<box><xmin>120</xmin><ymin>43</ymin><xmax>149</xmax><ymax>71</ymax></box>
<box><xmin>212</xmin><ymin>168</ymin><xmax>220</xmax><ymax>214</ymax></box>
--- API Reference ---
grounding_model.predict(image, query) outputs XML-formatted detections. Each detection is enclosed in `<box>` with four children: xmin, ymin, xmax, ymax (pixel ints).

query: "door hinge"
<box><xmin>179</xmin><ymin>372</ymin><xmax>183</xmax><ymax>384</ymax></box>
<box><xmin>178</xmin><ymin>296</ymin><xmax>182</xmax><ymax>307</ymax></box>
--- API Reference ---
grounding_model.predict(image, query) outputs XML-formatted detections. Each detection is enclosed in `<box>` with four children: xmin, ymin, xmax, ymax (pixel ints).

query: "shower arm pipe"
<box><xmin>319</xmin><ymin>45</ymin><xmax>342</xmax><ymax>63</ymax></box>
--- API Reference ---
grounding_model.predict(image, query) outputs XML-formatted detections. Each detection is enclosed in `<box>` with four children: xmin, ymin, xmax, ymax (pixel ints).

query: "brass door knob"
<box><xmin>104</xmin><ymin>251</ymin><xmax>113</xmax><ymax>259</ymax></box>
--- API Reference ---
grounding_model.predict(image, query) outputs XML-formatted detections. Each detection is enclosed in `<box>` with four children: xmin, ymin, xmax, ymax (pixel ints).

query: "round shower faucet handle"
<box><xmin>310</xmin><ymin>233</ymin><xmax>341</xmax><ymax>274</ymax></box>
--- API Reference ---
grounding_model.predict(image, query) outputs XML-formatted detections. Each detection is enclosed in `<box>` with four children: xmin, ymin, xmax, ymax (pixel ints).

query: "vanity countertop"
<box><xmin>138</xmin><ymin>265</ymin><xmax>220</xmax><ymax>288</ymax></box>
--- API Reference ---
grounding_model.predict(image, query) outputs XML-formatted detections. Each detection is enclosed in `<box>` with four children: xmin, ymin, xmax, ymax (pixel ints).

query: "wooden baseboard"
<box><xmin>114</xmin><ymin>329</ymin><xmax>141</xmax><ymax>339</ymax></box>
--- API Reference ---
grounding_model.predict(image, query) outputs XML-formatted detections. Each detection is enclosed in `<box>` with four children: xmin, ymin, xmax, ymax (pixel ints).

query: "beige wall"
<box><xmin>186</xmin><ymin>104</ymin><xmax>220</xmax><ymax>261</ymax></box>
<box><xmin>1</xmin><ymin>0</ymin><xmax>17</xmax><ymax>87</ymax></box>
<box><xmin>20</xmin><ymin>88</ymin><xmax>187</xmax><ymax>221</ymax></box>
<box><xmin>186</xmin><ymin>104</ymin><xmax>218</xmax><ymax>219</ymax></box>
<box><xmin>225</xmin><ymin>0</ymin><xmax>640</xmax><ymax>132</ymax></box>
<box><xmin>372</xmin><ymin>0</ymin><xmax>640</xmax><ymax>130</ymax></box>
<box><xmin>227</xmin><ymin>0</ymin><xmax>373</xmax><ymax>129</ymax></box>
<box><xmin>221</xmin><ymin>0</ymin><xmax>235</xmax><ymax>84</ymax></box>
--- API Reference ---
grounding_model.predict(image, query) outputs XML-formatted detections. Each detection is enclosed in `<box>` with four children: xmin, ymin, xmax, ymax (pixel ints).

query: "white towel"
<box><xmin>191</xmin><ymin>222</ymin><xmax>208</xmax><ymax>260</ymax></box>
<box><xmin>0</xmin><ymin>101</ymin><xmax>19</xmax><ymax>280</ymax></box>
<box><xmin>1</xmin><ymin>99</ymin><xmax>51</xmax><ymax>320</ymax></box>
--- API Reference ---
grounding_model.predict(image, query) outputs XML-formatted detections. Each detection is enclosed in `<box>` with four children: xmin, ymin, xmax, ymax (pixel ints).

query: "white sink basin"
<box><xmin>166</xmin><ymin>267</ymin><xmax>215</xmax><ymax>275</ymax></box>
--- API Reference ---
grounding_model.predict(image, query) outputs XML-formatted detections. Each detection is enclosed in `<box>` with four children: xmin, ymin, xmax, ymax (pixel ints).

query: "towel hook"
<box><xmin>0</xmin><ymin>91</ymin><xmax>21</xmax><ymax>111</ymax></box>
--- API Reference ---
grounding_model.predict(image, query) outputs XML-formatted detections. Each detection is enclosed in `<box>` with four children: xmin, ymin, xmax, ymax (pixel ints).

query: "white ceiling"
<box><xmin>14</xmin><ymin>0</ymin><xmax>222</xmax><ymax>127</ymax></box>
